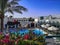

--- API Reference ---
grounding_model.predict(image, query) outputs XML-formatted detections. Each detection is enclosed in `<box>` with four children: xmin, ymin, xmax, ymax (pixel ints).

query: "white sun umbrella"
<box><xmin>43</xmin><ymin>31</ymin><xmax>47</xmax><ymax>34</ymax></box>
<box><xmin>48</xmin><ymin>34</ymin><xmax>52</xmax><ymax>36</ymax></box>
<box><xmin>44</xmin><ymin>26</ymin><xmax>48</xmax><ymax>28</ymax></box>
<box><xmin>41</xmin><ymin>24</ymin><xmax>48</xmax><ymax>28</ymax></box>
<box><xmin>53</xmin><ymin>28</ymin><xmax>58</xmax><ymax>30</ymax></box>
<box><xmin>48</xmin><ymin>26</ymin><xmax>58</xmax><ymax>31</ymax></box>
<box><xmin>45</xmin><ymin>24</ymin><xmax>50</xmax><ymax>27</ymax></box>
<box><xmin>52</xmin><ymin>26</ymin><xmax>59</xmax><ymax>30</ymax></box>
<box><xmin>41</xmin><ymin>24</ymin><xmax>46</xmax><ymax>28</ymax></box>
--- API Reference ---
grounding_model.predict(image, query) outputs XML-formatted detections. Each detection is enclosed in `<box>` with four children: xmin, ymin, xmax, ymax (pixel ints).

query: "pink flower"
<box><xmin>0</xmin><ymin>32</ymin><xmax>2</xmax><ymax>34</ymax></box>
<box><xmin>1</xmin><ymin>35</ymin><xmax>10</xmax><ymax>43</ymax></box>
<box><xmin>24</xmin><ymin>34</ymin><xmax>30</xmax><ymax>40</ymax></box>
<box><xmin>2</xmin><ymin>38</ymin><xmax>10</xmax><ymax>43</ymax></box>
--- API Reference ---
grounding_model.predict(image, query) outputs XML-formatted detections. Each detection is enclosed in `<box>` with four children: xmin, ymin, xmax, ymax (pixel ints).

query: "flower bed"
<box><xmin>0</xmin><ymin>31</ymin><xmax>46</xmax><ymax>45</ymax></box>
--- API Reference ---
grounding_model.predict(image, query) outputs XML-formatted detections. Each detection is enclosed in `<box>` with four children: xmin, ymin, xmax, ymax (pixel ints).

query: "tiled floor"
<box><xmin>45</xmin><ymin>38</ymin><xmax>60</xmax><ymax>45</ymax></box>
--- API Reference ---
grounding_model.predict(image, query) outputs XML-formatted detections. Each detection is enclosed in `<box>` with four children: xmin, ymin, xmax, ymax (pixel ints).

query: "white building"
<box><xmin>13</xmin><ymin>17</ymin><xmax>35</xmax><ymax>27</ymax></box>
<box><xmin>4</xmin><ymin>15</ymin><xmax>60</xmax><ymax>28</ymax></box>
<box><xmin>4</xmin><ymin>16</ymin><xmax>13</xmax><ymax>28</ymax></box>
<box><xmin>4</xmin><ymin>16</ymin><xmax>8</xmax><ymax>28</ymax></box>
<box><xmin>38</xmin><ymin>15</ymin><xmax>60</xmax><ymax>23</ymax></box>
<box><xmin>4</xmin><ymin>16</ymin><xmax>36</xmax><ymax>28</ymax></box>
<box><xmin>13</xmin><ymin>18</ymin><xmax>29</xmax><ymax>27</ymax></box>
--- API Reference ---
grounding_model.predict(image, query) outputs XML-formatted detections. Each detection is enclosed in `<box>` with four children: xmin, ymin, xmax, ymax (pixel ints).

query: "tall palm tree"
<box><xmin>0</xmin><ymin>0</ymin><xmax>27</xmax><ymax>31</ymax></box>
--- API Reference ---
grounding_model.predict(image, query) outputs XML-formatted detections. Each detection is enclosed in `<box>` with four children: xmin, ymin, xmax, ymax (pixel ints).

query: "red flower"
<box><xmin>24</xmin><ymin>34</ymin><xmax>30</xmax><ymax>40</ymax></box>
<box><xmin>15</xmin><ymin>39</ymin><xmax>20</xmax><ymax>45</ymax></box>
<box><xmin>1</xmin><ymin>35</ymin><xmax>10</xmax><ymax>44</ymax></box>
<box><xmin>1</xmin><ymin>38</ymin><xmax>10</xmax><ymax>43</ymax></box>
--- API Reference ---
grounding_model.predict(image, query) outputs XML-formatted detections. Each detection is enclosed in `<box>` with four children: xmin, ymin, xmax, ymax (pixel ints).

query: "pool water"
<box><xmin>18</xmin><ymin>29</ymin><xmax>29</xmax><ymax>36</ymax></box>
<box><xmin>33</xmin><ymin>28</ymin><xmax>45</xmax><ymax>35</ymax></box>
<box><xmin>5</xmin><ymin>28</ymin><xmax>46</xmax><ymax>36</ymax></box>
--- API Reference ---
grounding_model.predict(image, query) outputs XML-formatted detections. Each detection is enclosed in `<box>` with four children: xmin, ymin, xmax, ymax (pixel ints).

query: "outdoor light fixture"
<box><xmin>35</xmin><ymin>18</ymin><xmax>38</xmax><ymax>22</ymax></box>
<box><xmin>45</xmin><ymin>19</ymin><xmax>49</xmax><ymax>23</ymax></box>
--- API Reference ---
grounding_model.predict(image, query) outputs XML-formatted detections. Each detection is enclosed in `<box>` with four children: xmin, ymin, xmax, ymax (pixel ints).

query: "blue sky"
<box><xmin>6</xmin><ymin>0</ymin><xmax>60</xmax><ymax>18</ymax></box>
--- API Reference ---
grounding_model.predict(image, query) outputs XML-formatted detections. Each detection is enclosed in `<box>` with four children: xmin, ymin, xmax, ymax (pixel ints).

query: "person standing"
<box><xmin>14</xmin><ymin>19</ymin><xmax>17</xmax><ymax>28</ymax></box>
<box><xmin>5</xmin><ymin>24</ymin><xmax>7</xmax><ymax>29</ymax></box>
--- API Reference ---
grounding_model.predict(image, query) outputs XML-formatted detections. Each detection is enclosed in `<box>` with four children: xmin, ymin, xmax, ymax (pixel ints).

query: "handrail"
<box><xmin>46</xmin><ymin>35</ymin><xmax>60</xmax><ymax>38</ymax></box>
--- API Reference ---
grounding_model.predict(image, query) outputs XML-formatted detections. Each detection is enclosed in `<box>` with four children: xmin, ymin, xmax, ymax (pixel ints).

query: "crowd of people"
<box><xmin>5</xmin><ymin>19</ymin><xmax>21</xmax><ymax>29</ymax></box>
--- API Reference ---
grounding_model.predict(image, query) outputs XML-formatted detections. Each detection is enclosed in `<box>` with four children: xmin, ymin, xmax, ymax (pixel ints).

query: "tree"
<box><xmin>29</xmin><ymin>17</ymin><xmax>34</xmax><ymax>22</ymax></box>
<box><xmin>40</xmin><ymin>16</ymin><xmax>44</xmax><ymax>20</ymax></box>
<box><xmin>0</xmin><ymin>0</ymin><xmax>27</xmax><ymax>31</ymax></box>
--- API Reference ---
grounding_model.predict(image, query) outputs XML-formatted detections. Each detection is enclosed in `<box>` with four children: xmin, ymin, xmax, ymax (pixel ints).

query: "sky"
<box><xmin>5</xmin><ymin>0</ymin><xmax>60</xmax><ymax>18</ymax></box>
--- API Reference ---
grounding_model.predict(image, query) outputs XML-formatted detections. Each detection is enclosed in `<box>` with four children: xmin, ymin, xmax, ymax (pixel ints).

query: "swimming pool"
<box><xmin>8</xmin><ymin>28</ymin><xmax>46</xmax><ymax>36</ymax></box>
<box><xmin>33</xmin><ymin>28</ymin><xmax>47</xmax><ymax>35</ymax></box>
<box><xmin>18</xmin><ymin>29</ymin><xmax>29</xmax><ymax>36</ymax></box>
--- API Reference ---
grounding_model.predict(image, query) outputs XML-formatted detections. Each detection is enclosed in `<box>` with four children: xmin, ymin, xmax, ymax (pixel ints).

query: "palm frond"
<box><xmin>1</xmin><ymin>0</ymin><xmax>8</xmax><ymax>12</ymax></box>
<box><xmin>4</xmin><ymin>8</ymin><xmax>14</xmax><ymax>14</ymax></box>
<box><xmin>15</xmin><ymin>6</ymin><xmax>27</xmax><ymax>11</ymax></box>
<box><xmin>11</xmin><ymin>1</ymin><xmax>19</xmax><ymax>5</ymax></box>
<box><xmin>8</xmin><ymin>9</ymin><xmax>14</xmax><ymax>14</ymax></box>
<box><xmin>9</xmin><ymin>0</ymin><xmax>19</xmax><ymax>5</ymax></box>
<box><xmin>13</xmin><ymin>9</ymin><xmax>22</xmax><ymax>14</ymax></box>
<box><xmin>13</xmin><ymin>0</ymin><xmax>21</xmax><ymax>2</ymax></box>
<box><xmin>0</xmin><ymin>0</ymin><xmax>27</xmax><ymax>15</ymax></box>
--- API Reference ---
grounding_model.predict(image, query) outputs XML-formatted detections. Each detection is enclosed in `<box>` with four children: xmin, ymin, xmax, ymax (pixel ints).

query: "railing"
<box><xmin>46</xmin><ymin>35</ymin><xmax>60</xmax><ymax>38</ymax></box>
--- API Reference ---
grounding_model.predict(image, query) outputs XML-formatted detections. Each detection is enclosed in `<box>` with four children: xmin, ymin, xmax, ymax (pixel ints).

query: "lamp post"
<box><xmin>45</xmin><ymin>19</ymin><xmax>49</xmax><ymax>24</ymax></box>
<box><xmin>34</xmin><ymin>18</ymin><xmax>38</xmax><ymax>28</ymax></box>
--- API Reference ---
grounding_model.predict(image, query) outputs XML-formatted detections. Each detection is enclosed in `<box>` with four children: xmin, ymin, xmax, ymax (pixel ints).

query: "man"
<box><xmin>5</xmin><ymin>24</ymin><xmax>7</xmax><ymax>29</ymax></box>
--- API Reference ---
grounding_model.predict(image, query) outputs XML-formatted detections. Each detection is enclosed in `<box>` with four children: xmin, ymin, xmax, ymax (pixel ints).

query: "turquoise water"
<box><xmin>7</xmin><ymin>28</ymin><xmax>45</xmax><ymax>36</ymax></box>
<box><xmin>18</xmin><ymin>29</ymin><xmax>29</xmax><ymax>36</ymax></box>
<box><xmin>33</xmin><ymin>28</ymin><xmax>44</xmax><ymax>35</ymax></box>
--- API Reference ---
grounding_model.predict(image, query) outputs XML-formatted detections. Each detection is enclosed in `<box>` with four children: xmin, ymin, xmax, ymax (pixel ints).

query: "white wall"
<box><xmin>38</xmin><ymin>15</ymin><xmax>60</xmax><ymax>23</ymax></box>
<box><xmin>13</xmin><ymin>18</ymin><xmax>29</xmax><ymax>27</ymax></box>
<box><xmin>4</xmin><ymin>16</ymin><xmax>8</xmax><ymax>28</ymax></box>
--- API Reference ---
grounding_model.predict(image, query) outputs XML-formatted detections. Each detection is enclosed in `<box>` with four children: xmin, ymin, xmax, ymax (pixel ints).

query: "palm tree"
<box><xmin>0</xmin><ymin>0</ymin><xmax>27</xmax><ymax>31</ymax></box>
